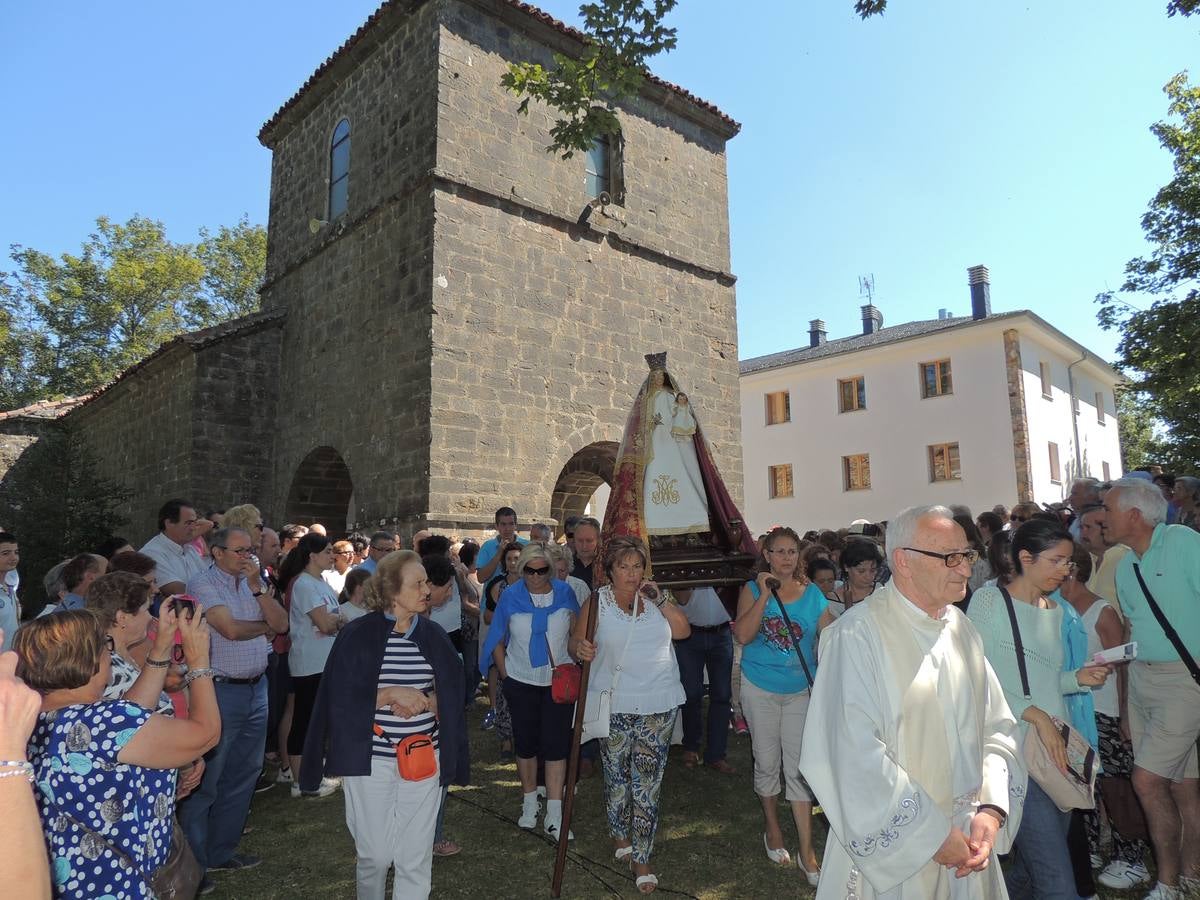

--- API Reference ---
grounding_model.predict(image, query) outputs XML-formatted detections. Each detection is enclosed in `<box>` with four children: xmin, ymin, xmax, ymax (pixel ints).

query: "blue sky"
<box><xmin>1</xmin><ymin>1</ymin><xmax>1195</xmax><ymax>364</ymax></box>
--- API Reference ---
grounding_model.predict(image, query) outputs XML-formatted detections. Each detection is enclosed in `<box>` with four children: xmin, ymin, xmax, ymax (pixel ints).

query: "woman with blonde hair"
<box><xmin>300</xmin><ymin>550</ymin><xmax>468</xmax><ymax>899</ymax></box>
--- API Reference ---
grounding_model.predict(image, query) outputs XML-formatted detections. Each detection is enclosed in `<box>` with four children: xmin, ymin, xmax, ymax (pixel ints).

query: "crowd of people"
<box><xmin>0</xmin><ymin>469</ymin><xmax>1197</xmax><ymax>900</ymax></box>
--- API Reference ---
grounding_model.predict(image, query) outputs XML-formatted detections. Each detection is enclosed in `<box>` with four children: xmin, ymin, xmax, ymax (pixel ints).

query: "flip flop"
<box><xmin>614</xmin><ymin>846</ymin><xmax>633</xmax><ymax>862</ymax></box>
<box><xmin>635</xmin><ymin>874</ymin><xmax>658</xmax><ymax>894</ymax></box>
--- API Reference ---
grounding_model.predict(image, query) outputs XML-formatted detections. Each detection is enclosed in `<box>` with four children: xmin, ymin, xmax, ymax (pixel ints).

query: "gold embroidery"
<box><xmin>650</xmin><ymin>474</ymin><xmax>680</xmax><ymax>507</ymax></box>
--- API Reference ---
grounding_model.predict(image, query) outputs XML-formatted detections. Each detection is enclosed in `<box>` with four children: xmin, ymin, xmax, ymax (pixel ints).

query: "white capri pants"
<box><xmin>740</xmin><ymin>678</ymin><xmax>812</xmax><ymax>802</ymax></box>
<box><xmin>343</xmin><ymin>754</ymin><xmax>442</xmax><ymax>899</ymax></box>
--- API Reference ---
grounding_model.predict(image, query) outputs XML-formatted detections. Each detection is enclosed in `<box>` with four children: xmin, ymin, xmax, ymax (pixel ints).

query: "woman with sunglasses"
<box><xmin>479</xmin><ymin>541</ymin><xmax>580</xmax><ymax>838</ymax></box>
<box><xmin>968</xmin><ymin>519</ymin><xmax>1111</xmax><ymax>899</ymax></box>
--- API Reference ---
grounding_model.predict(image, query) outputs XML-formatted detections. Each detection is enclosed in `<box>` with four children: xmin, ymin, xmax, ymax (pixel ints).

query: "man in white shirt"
<box><xmin>139</xmin><ymin>499</ymin><xmax>207</xmax><ymax>601</ymax></box>
<box><xmin>673</xmin><ymin>585</ymin><xmax>735</xmax><ymax>774</ymax></box>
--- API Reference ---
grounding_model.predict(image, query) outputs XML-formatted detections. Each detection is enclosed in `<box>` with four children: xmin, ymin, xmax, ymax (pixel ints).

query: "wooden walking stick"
<box><xmin>551</xmin><ymin>591</ymin><xmax>600</xmax><ymax>897</ymax></box>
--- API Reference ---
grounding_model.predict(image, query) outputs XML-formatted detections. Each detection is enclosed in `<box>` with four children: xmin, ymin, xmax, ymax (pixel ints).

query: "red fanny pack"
<box><xmin>373</xmin><ymin>724</ymin><xmax>437</xmax><ymax>781</ymax></box>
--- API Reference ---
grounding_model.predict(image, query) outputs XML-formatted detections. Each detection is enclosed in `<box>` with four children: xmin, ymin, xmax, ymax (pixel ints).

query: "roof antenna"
<box><xmin>858</xmin><ymin>274</ymin><xmax>875</xmax><ymax>304</ymax></box>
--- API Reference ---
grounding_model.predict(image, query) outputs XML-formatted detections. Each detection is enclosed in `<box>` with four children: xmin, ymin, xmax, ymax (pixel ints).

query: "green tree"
<box><xmin>0</xmin><ymin>215</ymin><xmax>266</xmax><ymax>407</ymax></box>
<box><xmin>1115</xmin><ymin>387</ymin><xmax>1164</xmax><ymax>471</ymax></box>
<box><xmin>1098</xmin><ymin>73</ymin><xmax>1200</xmax><ymax>468</ymax></box>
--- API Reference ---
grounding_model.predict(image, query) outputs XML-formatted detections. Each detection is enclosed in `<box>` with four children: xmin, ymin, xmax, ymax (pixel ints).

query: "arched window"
<box><xmin>329</xmin><ymin>118</ymin><xmax>351</xmax><ymax>219</ymax></box>
<box><xmin>584</xmin><ymin>119</ymin><xmax>624</xmax><ymax>204</ymax></box>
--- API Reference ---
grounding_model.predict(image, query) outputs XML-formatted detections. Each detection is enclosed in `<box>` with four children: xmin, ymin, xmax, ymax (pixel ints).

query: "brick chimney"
<box><xmin>968</xmin><ymin>265</ymin><xmax>991</xmax><ymax>320</ymax></box>
<box><xmin>861</xmin><ymin>304</ymin><xmax>883</xmax><ymax>335</ymax></box>
<box><xmin>808</xmin><ymin>319</ymin><xmax>827</xmax><ymax>348</ymax></box>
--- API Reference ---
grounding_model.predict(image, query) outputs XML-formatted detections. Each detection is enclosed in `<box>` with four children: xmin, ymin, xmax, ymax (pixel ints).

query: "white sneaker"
<box><xmin>543</xmin><ymin>815</ymin><xmax>574</xmax><ymax>841</ymax></box>
<box><xmin>275</xmin><ymin>767</ymin><xmax>293</xmax><ymax>784</ymax></box>
<box><xmin>1144</xmin><ymin>883</ymin><xmax>1183</xmax><ymax>900</ymax></box>
<box><xmin>291</xmin><ymin>778</ymin><xmax>338</xmax><ymax>799</ymax></box>
<box><xmin>1098</xmin><ymin>860</ymin><xmax>1151</xmax><ymax>890</ymax></box>
<box><xmin>518</xmin><ymin>794</ymin><xmax>539</xmax><ymax>829</ymax></box>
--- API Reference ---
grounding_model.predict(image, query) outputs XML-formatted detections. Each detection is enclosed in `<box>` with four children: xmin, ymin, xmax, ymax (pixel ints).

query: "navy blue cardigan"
<box><xmin>299</xmin><ymin>611</ymin><xmax>470</xmax><ymax>791</ymax></box>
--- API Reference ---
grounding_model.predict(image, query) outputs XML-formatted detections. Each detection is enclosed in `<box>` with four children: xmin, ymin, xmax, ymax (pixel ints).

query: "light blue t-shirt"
<box><xmin>1115</xmin><ymin>523</ymin><xmax>1200</xmax><ymax>663</ymax></box>
<box><xmin>741</xmin><ymin>582</ymin><xmax>827</xmax><ymax>694</ymax></box>
<box><xmin>476</xmin><ymin>536</ymin><xmax>528</xmax><ymax>575</ymax></box>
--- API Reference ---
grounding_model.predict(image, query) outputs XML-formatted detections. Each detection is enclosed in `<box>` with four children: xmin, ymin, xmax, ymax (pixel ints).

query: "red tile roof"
<box><xmin>258</xmin><ymin>0</ymin><xmax>739</xmax><ymax>145</ymax></box>
<box><xmin>0</xmin><ymin>396</ymin><xmax>89</xmax><ymax>423</ymax></box>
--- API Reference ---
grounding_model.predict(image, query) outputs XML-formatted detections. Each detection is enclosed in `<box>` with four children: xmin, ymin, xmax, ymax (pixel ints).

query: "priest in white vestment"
<box><xmin>800</xmin><ymin>505</ymin><xmax>1027</xmax><ymax>899</ymax></box>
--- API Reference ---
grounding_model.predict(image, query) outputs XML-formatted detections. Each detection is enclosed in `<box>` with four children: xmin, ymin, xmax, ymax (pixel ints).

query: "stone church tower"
<box><xmin>0</xmin><ymin>0</ymin><xmax>743</xmax><ymax>544</ymax></box>
<box><xmin>257</xmin><ymin>0</ymin><xmax>744</xmax><ymax>534</ymax></box>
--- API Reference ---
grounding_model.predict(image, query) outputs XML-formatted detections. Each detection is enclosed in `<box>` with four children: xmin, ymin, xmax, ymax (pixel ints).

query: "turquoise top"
<box><xmin>1115</xmin><ymin>523</ymin><xmax>1200</xmax><ymax>663</ymax></box>
<box><xmin>967</xmin><ymin>584</ymin><xmax>1085</xmax><ymax>722</ymax></box>
<box><xmin>740</xmin><ymin>581</ymin><xmax>826</xmax><ymax>694</ymax></box>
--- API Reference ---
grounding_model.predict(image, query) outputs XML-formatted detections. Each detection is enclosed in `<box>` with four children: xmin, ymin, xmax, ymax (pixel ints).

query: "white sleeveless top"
<box><xmin>589</xmin><ymin>586</ymin><xmax>686</xmax><ymax>715</ymax></box>
<box><xmin>1080</xmin><ymin>598</ymin><xmax>1118</xmax><ymax>716</ymax></box>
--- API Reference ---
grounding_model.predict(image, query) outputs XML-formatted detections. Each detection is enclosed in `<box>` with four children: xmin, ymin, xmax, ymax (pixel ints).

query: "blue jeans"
<box><xmin>180</xmin><ymin>679</ymin><xmax>268</xmax><ymax>870</ymax></box>
<box><xmin>674</xmin><ymin>626</ymin><xmax>733</xmax><ymax>764</ymax></box>
<box><xmin>1005</xmin><ymin>779</ymin><xmax>1088</xmax><ymax>900</ymax></box>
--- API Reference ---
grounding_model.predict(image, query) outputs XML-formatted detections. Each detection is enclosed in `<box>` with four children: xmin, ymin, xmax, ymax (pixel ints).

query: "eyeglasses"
<box><xmin>523</xmin><ymin>565</ymin><xmax>552</xmax><ymax>576</ymax></box>
<box><xmin>902</xmin><ymin>547</ymin><xmax>980</xmax><ymax>568</ymax></box>
<box><xmin>1039</xmin><ymin>555</ymin><xmax>1077</xmax><ymax>571</ymax></box>
<box><xmin>216</xmin><ymin>546</ymin><xmax>253</xmax><ymax>556</ymax></box>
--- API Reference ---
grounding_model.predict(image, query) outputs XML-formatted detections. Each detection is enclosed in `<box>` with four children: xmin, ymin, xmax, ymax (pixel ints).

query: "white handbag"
<box><xmin>581</xmin><ymin>593</ymin><xmax>639</xmax><ymax>743</ymax></box>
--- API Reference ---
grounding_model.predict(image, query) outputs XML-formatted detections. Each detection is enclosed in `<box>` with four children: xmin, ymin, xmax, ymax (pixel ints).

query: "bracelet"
<box><xmin>0</xmin><ymin>761</ymin><xmax>34</xmax><ymax>782</ymax></box>
<box><xmin>145</xmin><ymin>657</ymin><xmax>171</xmax><ymax>668</ymax></box>
<box><xmin>182</xmin><ymin>667</ymin><xmax>217</xmax><ymax>688</ymax></box>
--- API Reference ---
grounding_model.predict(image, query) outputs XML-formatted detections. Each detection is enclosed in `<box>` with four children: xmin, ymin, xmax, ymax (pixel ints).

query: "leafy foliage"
<box><xmin>501</xmin><ymin>0</ymin><xmax>678</xmax><ymax>157</ymax></box>
<box><xmin>1115</xmin><ymin>387</ymin><xmax>1165</xmax><ymax>471</ymax></box>
<box><xmin>0</xmin><ymin>215</ymin><xmax>265</xmax><ymax>409</ymax></box>
<box><xmin>1098</xmin><ymin>73</ymin><xmax>1200</xmax><ymax>469</ymax></box>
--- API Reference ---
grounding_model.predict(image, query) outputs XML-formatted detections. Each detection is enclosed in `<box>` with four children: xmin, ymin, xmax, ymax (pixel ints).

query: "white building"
<box><xmin>738</xmin><ymin>267</ymin><xmax>1124</xmax><ymax>533</ymax></box>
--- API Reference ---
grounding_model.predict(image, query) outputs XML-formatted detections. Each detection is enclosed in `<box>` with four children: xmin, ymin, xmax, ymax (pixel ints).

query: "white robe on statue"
<box><xmin>799</xmin><ymin>580</ymin><xmax>1027</xmax><ymax>899</ymax></box>
<box><xmin>643</xmin><ymin>388</ymin><xmax>709</xmax><ymax>535</ymax></box>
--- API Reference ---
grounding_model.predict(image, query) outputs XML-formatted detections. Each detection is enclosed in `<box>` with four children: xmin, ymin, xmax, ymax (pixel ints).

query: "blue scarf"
<box><xmin>480</xmin><ymin>579</ymin><xmax>579</xmax><ymax>669</ymax></box>
<box><xmin>1050</xmin><ymin>590</ymin><xmax>1099</xmax><ymax>750</ymax></box>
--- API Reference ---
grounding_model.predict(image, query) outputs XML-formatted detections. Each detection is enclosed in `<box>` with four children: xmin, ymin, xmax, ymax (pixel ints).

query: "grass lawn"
<box><xmin>211</xmin><ymin>698</ymin><xmax>1134</xmax><ymax>899</ymax></box>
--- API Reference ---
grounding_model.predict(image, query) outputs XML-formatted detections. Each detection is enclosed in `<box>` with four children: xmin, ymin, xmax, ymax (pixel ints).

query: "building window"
<box><xmin>329</xmin><ymin>118</ymin><xmax>351</xmax><ymax>219</ymax></box>
<box><xmin>920</xmin><ymin>359</ymin><xmax>953</xmax><ymax>399</ymax></box>
<box><xmin>928</xmin><ymin>442</ymin><xmax>962</xmax><ymax>482</ymax></box>
<box><xmin>1096</xmin><ymin>391</ymin><xmax>1106</xmax><ymax>424</ymax></box>
<box><xmin>585</xmin><ymin>118</ymin><xmax>624</xmax><ymax>203</ymax></box>
<box><xmin>838</xmin><ymin>376</ymin><xmax>866</xmax><ymax>413</ymax></box>
<box><xmin>842</xmin><ymin>454</ymin><xmax>871</xmax><ymax>491</ymax></box>
<box><xmin>1039</xmin><ymin>361</ymin><xmax>1052</xmax><ymax>399</ymax></box>
<box><xmin>1048</xmin><ymin>442</ymin><xmax>1061</xmax><ymax>483</ymax></box>
<box><xmin>765</xmin><ymin>391</ymin><xmax>791</xmax><ymax>425</ymax></box>
<box><xmin>1102</xmin><ymin>461</ymin><xmax>1111</xmax><ymax>481</ymax></box>
<box><xmin>768</xmin><ymin>464</ymin><xmax>794</xmax><ymax>499</ymax></box>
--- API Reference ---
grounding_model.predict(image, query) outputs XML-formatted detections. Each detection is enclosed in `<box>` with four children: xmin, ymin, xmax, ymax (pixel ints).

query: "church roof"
<box><xmin>258</xmin><ymin>0</ymin><xmax>740</xmax><ymax>146</ymax></box>
<box><xmin>0</xmin><ymin>396</ymin><xmax>89</xmax><ymax>423</ymax></box>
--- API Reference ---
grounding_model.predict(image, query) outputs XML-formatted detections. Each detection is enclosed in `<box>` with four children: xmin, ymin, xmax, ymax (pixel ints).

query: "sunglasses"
<box><xmin>523</xmin><ymin>565</ymin><xmax>551</xmax><ymax>576</ymax></box>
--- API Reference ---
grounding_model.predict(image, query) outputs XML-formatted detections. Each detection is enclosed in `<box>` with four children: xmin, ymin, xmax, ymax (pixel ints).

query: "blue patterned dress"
<box><xmin>27</xmin><ymin>700</ymin><xmax>177</xmax><ymax>899</ymax></box>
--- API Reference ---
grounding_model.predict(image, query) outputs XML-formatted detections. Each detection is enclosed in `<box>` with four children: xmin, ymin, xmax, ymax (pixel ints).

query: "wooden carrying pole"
<box><xmin>551</xmin><ymin>592</ymin><xmax>600</xmax><ymax>897</ymax></box>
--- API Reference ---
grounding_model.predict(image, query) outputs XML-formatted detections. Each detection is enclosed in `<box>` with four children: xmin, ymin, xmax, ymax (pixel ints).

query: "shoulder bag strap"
<box><xmin>53</xmin><ymin>805</ymin><xmax>150</xmax><ymax>886</ymax></box>
<box><xmin>1132</xmin><ymin>563</ymin><xmax>1200</xmax><ymax>686</ymax></box>
<box><xmin>999</xmin><ymin>586</ymin><xmax>1032</xmax><ymax>699</ymax></box>
<box><xmin>769</xmin><ymin>588</ymin><xmax>815</xmax><ymax>687</ymax></box>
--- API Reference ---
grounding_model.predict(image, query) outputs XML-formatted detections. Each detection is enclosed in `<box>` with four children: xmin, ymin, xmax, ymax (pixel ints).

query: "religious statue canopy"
<box><xmin>601</xmin><ymin>352</ymin><xmax>758</xmax><ymax>596</ymax></box>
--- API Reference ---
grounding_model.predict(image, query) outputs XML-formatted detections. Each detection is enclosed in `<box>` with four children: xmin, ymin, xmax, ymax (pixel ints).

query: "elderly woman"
<box><xmin>278</xmin><ymin>533</ymin><xmax>343</xmax><ymax>795</ymax></box>
<box><xmin>968</xmin><ymin>520</ymin><xmax>1111</xmax><ymax>900</ymax></box>
<box><xmin>15</xmin><ymin>609</ymin><xmax>219</xmax><ymax>900</ymax></box>
<box><xmin>324</xmin><ymin>540</ymin><xmax>356</xmax><ymax>594</ymax></box>
<box><xmin>221</xmin><ymin>504</ymin><xmax>263</xmax><ymax>546</ymax></box>
<box><xmin>548</xmin><ymin>541</ymin><xmax>591</xmax><ymax>606</ymax></box>
<box><xmin>480</xmin><ymin>542</ymin><xmax>580</xmax><ymax>838</ymax></box>
<box><xmin>300</xmin><ymin>550</ymin><xmax>468</xmax><ymax>900</ymax></box>
<box><xmin>734</xmin><ymin>526</ymin><xmax>833</xmax><ymax>884</ymax></box>
<box><xmin>826</xmin><ymin>537</ymin><xmax>881</xmax><ymax>619</ymax></box>
<box><xmin>571</xmin><ymin>537</ymin><xmax>688</xmax><ymax>894</ymax></box>
<box><xmin>1173</xmin><ymin>475</ymin><xmax>1200</xmax><ymax>529</ymax></box>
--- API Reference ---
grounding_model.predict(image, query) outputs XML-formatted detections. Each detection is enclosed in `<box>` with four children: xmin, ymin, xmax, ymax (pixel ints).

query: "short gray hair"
<box><xmin>211</xmin><ymin>526</ymin><xmax>252</xmax><ymax>548</ymax></box>
<box><xmin>1177</xmin><ymin>475</ymin><xmax>1200</xmax><ymax>504</ymax></box>
<box><xmin>1109</xmin><ymin>477</ymin><xmax>1168</xmax><ymax>526</ymax></box>
<box><xmin>886</xmin><ymin>505</ymin><xmax>956</xmax><ymax>561</ymax></box>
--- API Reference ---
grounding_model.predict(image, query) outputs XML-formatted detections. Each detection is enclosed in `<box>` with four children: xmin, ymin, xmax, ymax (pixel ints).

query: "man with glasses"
<box><xmin>355</xmin><ymin>531</ymin><xmax>397</xmax><ymax>575</ymax></box>
<box><xmin>140</xmin><ymin>498</ymin><xmax>208</xmax><ymax>601</ymax></box>
<box><xmin>181</xmin><ymin>527</ymin><xmax>289</xmax><ymax>893</ymax></box>
<box><xmin>801</xmin><ymin>505</ymin><xmax>1026</xmax><ymax>898</ymax></box>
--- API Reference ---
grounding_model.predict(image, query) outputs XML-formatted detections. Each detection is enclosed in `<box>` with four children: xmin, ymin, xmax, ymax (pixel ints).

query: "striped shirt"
<box><xmin>372</xmin><ymin>632</ymin><xmax>438</xmax><ymax>761</ymax></box>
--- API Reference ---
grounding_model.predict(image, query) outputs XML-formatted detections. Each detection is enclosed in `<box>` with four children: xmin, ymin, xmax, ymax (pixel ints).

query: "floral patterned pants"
<box><xmin>601</xmin><ymin>710</ymin><xmax>676</xmax><ymax>865</ymax></box>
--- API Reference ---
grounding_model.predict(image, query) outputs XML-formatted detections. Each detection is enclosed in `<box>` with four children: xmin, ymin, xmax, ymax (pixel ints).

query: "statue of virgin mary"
<box><xmin>642</xmin><ymin>367</ymin><xmax>709</xmax><ymax>535</ymax></box>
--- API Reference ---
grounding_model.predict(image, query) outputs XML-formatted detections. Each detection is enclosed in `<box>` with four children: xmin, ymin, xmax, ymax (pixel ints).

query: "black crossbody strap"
<box><xmin>1132</xmin><ymin>563</ymin><xmax>1200</xmax><ymax>686</ymax></box>
<box><xmin>770</xmin><ymin>589</ymin><xmax>816</xmax><ymax>687</ymax></box>
<box><xmin>999</xmin><ymin>586</ymin><xmax>1032</xmax><ymax>699</ymax></box>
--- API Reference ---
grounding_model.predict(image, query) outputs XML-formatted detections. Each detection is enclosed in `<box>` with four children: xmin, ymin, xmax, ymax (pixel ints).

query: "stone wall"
<box><xmin>260</xmin><ymin>2</ymin><xmax>441</xmax><ymax>531</ymax></box>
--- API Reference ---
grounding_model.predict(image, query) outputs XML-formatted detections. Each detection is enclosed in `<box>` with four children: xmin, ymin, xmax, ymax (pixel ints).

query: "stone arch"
<box><xmin>550</xmin><ymin>440</ymin><xmax>619</xmax><ymax>528</ymax></box>
<box><xmin>284</xmin><ymin>446</ymin><xmax>354</xmax><ymax>535</ymax></box>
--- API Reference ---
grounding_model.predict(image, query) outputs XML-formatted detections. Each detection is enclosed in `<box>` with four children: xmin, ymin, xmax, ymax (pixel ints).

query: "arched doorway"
<box><xmin>284</xmin><ymin>446</ymin><xmax>354</xmax><ymax>535</ymax></box>
<box><xmin>550</xmin><ymin>441</ymin><xmax>618</xmax><ymax>528</ymax></box>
